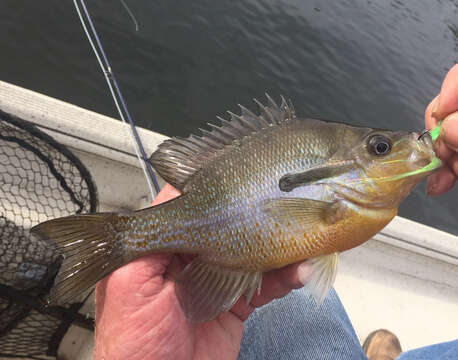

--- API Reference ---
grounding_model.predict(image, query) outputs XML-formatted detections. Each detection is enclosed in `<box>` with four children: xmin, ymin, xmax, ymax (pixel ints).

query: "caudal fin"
<box><xmin>31</xmin><ymin>213</ymin><xmax>125</xmax><ymax>305</ymax></box>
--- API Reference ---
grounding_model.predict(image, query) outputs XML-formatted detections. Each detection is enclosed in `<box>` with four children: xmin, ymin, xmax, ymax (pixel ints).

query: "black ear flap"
<box><xmin>279</xmin><ymin>162</ymin><xmax>354</xmax><ymax>192</ymax></box>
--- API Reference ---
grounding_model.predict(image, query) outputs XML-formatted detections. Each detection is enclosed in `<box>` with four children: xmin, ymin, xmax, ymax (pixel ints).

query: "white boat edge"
<box><xmin>0</xmin><ymin>80</ymin><xmax>457</xmax><ymax>359</ymax></box>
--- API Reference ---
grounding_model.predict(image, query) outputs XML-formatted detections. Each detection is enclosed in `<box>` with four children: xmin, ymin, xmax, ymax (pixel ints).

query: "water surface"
<box><xmin>0</xmin><ymin>0</ymin><xmax>456</xmax><ymax>234</ymax></box>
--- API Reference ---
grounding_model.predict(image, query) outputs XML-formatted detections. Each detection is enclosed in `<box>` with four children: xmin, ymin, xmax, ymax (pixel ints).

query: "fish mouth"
<box><xmin>377</xmin><ymin>132</ymin><xmax>441</xmax><ymax>183</ymax></box>
<box><xmin>394</xmin><ymin>132</ymin><xmax>442</xmax><ymax>180</ymax></box>
<box><xmin>412</xmin><ymin>131</ymin><xmax>437</xmax><ymax>167</ymax></box>
<box><xmin>417</xmin><ymin>130</ymin><xmax>434</xmax><ymax>152</ymax></box>
<box><xmin>408</xmin><ymin>131</ymin><xmax>434</xmax><ymax>167</ymax></box>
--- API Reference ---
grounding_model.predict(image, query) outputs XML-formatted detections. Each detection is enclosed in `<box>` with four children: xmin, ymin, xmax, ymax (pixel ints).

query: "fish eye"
<box><xmin>367</xmin><ymin>135</ymin><xmax>392</xmax><ymax>156</ymax></box>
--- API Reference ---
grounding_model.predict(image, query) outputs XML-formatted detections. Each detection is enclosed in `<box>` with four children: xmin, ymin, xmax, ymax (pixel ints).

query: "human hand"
<box><xmin>425</xmin><ymin>63</ymin><xmax>458</xmax><ymax>195</ymax></box>
<box><xmin>93</xmin><ymin>184</ymin><xmax>305</xmax><ymax>360</ymax></box>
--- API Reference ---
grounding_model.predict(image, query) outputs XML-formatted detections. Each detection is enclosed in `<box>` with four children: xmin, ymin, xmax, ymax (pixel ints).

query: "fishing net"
<box><xmin>0</xmin><ymin>110</ymin><xmax>97</xmax><ymax>359</ymax></box>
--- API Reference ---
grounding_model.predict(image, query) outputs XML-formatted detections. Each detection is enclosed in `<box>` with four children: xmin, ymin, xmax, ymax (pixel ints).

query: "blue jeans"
<box><xmin>238</xmin><ymin>288</ymin><xmax>458</xmax><ymax>360</ymax></box>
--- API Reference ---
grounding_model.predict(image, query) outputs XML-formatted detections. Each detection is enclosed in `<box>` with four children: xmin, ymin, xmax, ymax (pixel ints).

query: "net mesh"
<box><xmin>0</xmin><ymin>109</ymin><xmax>97</xmax><ymax>359</ymax></box>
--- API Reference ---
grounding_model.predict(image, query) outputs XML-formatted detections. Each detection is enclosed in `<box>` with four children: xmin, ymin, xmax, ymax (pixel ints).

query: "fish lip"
<box><xmin>406</xmin><ymin>131</ymin><xmax>441</xmax><ymax>174</ymax></box>
<box><xmin>412</xmin><ymin>131</ymin><xmax>435</xmax><ymax>166</ymax></box>
<box><xmin>418</xmin><ymin>131</ymin><xmax>433</xmax><ymax>149</ymax></box>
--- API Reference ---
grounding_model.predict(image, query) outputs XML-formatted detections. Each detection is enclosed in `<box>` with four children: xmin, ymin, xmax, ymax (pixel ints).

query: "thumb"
<box><xmin>441</xmin><ymin>113</ymin><xmax>458</xmax><ymax>152</ymax></box>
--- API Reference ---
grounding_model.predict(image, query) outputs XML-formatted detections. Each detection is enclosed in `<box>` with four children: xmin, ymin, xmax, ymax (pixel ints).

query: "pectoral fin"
<box><xmin>262</xmin><ymin>198</ymin><xmax>333</xmax><ymax>227</ymax></box>
<box><xmin>175</xmin><ymin>259</ymin><xmax>262</xmax><ymax>323</ymax></box>
<box><xmin>262</xmin><ymin>198</ymin><xmax>349</xmax><ymax>227</ymax></box>
<box><xmin>298</xmin><ymin>253</ymin><xmax>339</xmax><ymax>305</ymax></box>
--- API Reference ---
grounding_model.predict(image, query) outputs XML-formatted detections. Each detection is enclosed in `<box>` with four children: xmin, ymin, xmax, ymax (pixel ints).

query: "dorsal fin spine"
<box><xmin>239</xmin><ymin>104</ymin><xmax>269</xmax><ymax>127</ymax></box>
<box><xmin>228</xmin><ymin>111</ymin><xmax>258</xmax><ymax>132</ymax></box>
<box><xmin>198</xmin><ymin>128</ymin><xmax>225</xmax><ymax>148</ymax></box>
<box><xmin>266</xmin><ymin>93</ymin><xmax>279</xmax><ymax>110</ymax></box>
<box><xmin>254</xmin><ymin>99</ymin><xmax>276</xmax><ymax>125</ymax></box>
<box><xmin>172</xmin><ymin>137</ymin><xmax>201</xmax><ymax>152</ymax></box>
<box><xmin>217</xmin><ymin>117</ymin><xmax>245</xmax><ymax>137</ymax></box>
<box><xmin>207</xmin><ymin>123</ymin><xmax>234</xmax><ymax>144</ymax></box>
<box><xmin>187</xmin><ymin>135</ymin><xmax>212</xmax><ymax>151</ymax></box>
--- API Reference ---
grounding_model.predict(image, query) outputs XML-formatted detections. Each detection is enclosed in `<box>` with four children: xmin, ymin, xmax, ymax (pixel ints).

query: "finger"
<box><xmin>164</xmin><ymin>254</ymin><xmax>188</xmax><ymax>280</ymax></box>
<box><xmin>95</xmin><ymin>253</ymin><xmax>173</xmax><ymax>326</ymax></box>
<box><xmin>95</xmin><ymin>277</ymin><xmax>108</xmax><ymax>318</ymax></box>
<box><xmin>230</xmin><ymin>298</ymin><xmax>255</xmax><ymax>322</ymax></box>
<box><xmin>447</xmin><ymin>152</ymin><xmax>458</xmax><ymax>177</ymax></box>
<box><xmin>434</xmin><ymin>138</ymin><xmax>455</xmax><ymax>161</ymax></box>
<box><xmin>250</xmin><ymin>262</ymin><xmax>304</xmax><ymax>308</ymax></box>
<box><xmin>433</xmin><ymin>64</ymin><xmax>458</xmax><ymax>120</ymax></box>
<box><xmin>426</xmin><ymin>165</ymin><xmax>457</xmax><ymax>196</ymax></box>
<box><xmin>425</xmin><ymin>95</ymin><xmax>440</xmax><ymax>130</ymax></box>
<box><xmin>442</xmin><ymin>113</ymin><xmax>458</xmax><ymax>151</ymax></box>
<box><xmin>164</xmin><ymin>254</ymin><xmax>196</xmax><ymax>280</ymax></box>
<box><xmin>151</xmin><ymin>183</ymin><xmax>181</xmax><ymax>206</ymax></box>
<box><xmin>96</xmin><ymin>184</ymin><xmax>180</xmax><ymax>324</ymax></box>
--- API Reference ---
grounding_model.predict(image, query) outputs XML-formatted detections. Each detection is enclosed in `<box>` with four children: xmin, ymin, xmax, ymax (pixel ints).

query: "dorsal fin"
<box><xmin>149</xmin><ymin>95</ymin><xmax>296</xmax><ymax>191</ymax></box>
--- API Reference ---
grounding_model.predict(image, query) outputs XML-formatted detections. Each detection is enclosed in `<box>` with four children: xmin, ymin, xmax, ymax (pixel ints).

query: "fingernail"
<box><xmin>431</xmin><ymin>95</ymin><xmax>440</xmax><ymax>119</ymax></box>
<box><xmin>426</xmin><ymin>173</ymin><xmax>439</xmax><ymax>196</ymax></box>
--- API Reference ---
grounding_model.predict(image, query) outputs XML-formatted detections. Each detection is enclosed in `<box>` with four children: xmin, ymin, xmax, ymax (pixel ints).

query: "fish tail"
<box><xmin>31</xmin><ymin>213</ymin><xmax>125</xmax><ymax>305</ymax></box>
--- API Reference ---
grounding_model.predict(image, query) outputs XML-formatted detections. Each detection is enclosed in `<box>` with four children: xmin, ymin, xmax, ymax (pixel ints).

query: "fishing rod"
<box><xmin>73</xmin><ymin>0</ymin><xmax>160</xmax><ymax>197</ymax></box>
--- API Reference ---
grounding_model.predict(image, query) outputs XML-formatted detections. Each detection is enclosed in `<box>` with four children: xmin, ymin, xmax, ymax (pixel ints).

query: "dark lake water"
<box><xmin>0</xmin><ymin>0</ymin><xmax>457</xmax><ymax>235</ymax></box>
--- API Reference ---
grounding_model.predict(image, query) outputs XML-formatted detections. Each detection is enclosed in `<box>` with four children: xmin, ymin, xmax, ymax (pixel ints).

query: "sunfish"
<box><xmin>32</xmin><ymin>96</ymin><xmax>440</xmax><ymax>322</ymax></box>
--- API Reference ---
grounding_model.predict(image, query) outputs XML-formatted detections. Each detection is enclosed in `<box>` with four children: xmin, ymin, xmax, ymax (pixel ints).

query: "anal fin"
<box><xmin>298</xmin><ymin>253</ymin><xmax>339</xmax><ymax>306</ymax></box>
<box><xmin>175</xmin><ymin>259</ymin><xmax>262</xmax><ymax>323</ymax></box>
